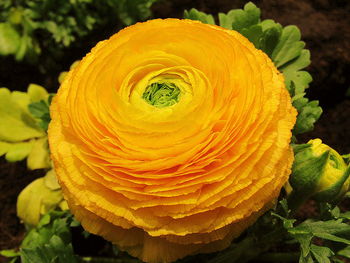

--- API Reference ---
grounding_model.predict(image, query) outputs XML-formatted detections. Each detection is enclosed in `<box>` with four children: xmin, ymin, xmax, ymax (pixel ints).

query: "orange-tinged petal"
<box><xmin>49</xmin><ymin>19</ymin><xmax>297</xmax><ymax>263</ymax></box>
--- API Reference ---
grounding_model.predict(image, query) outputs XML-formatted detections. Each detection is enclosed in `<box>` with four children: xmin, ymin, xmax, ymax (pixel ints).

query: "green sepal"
<box><xmin>342</xmin><ymin>154</ymin><xmax>350</xmax><ymax>165</ymax></box>
<box><xmin>290</xmin><ymin>148</ymin><xmax>329</xmax><ymax>194</ymax></box>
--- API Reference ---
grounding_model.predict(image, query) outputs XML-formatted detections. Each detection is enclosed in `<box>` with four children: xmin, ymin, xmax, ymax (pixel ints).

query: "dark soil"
<box><xmin>0</xmin><ymin>0</ymin><xmax>350</xmax><ymax>262</ymax></box>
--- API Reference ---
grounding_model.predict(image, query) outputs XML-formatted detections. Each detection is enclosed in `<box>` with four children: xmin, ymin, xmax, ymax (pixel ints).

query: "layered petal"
<box><xmin>48</xmin><ymin>19</ymin><xmax>297</xmax><ymax>263</ymax></box>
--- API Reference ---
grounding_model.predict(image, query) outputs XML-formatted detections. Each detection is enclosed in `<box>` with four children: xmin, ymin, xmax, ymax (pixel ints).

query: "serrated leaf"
<box><xmin>232</xmin><ymin>2</ymin><xmax>260</xmax><ymax>32</ymax></box>
<box><xmin>0</xmin><ymin>23</ymin><xmax>21</xmax><ymax>56</ymax></box>
<box><xmin>281</xmin><ymin>50</ymin><xmax>312</xmax><ymax>95</ymax></box>
<box><xmin>241</xmin><ymin>25</ymin><xmax>263</xmax><ymax>48</ymax></box>
<box><xmin>218</xmin><ymin>11</ymin><xmax>235</xmax><ymax>29</ymax></box>
<box><xmin>271</xmin><ymin>212</ymin><xmax>296</xmax><ymax>229</ymax></box>
<box><xmin>271</xmin><ymin>25</ymin><xmax>305</xmax><ymax>68</ymax></box>
<box><xmin>310</xmin><ymin>245</ymin><xmax>334</xmax><ymax>263</ymax></box>
<box><xmin>293</xmin><ymin>98</ymin><xmax>322</xmax><ymax>135</ymax></box>
<box><xmin>218</xmin><ymin>2</ymin><xmax>260</xmax><ymax>31</ymax></box>
<box><xmin>290</xmin><ymin>220</ymin><xmax>350</xmax><ymax>238</ymax></box>
<box><xmin>184</xmin><ymin>8</ymin><xmax>215</xmax><ymax>25</ymax></box>
<box><xmin>258</xmin><ymin>26</ymin><xmax>282</xmax><ymax>56</ymax></box>
<box><xmin>28</xmin><ymin>98</ymin><xmax>51</xmax><ymax>131</ymax></box>
<box><xmin>314</xmin><ymin>232</ymin><xmax>350</xmax><ymax>245</ymax></box>
<box><xmin>294</xmin><ymin>233</ymin><xmax>313</xmax><ymax>258</ymax></box>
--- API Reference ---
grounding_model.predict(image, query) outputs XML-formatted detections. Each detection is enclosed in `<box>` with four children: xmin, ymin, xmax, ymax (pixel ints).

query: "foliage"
<box><xmin>0</xmin><ymin>84</ymin><xmax>51</xmax><ymax>169</ymax></box>
<box><xmin>289</xmin><ymin>140</ymin><xmax>350</xmax><ymax>210</ymax></box>
<box><xmin>184</xmin><ymin>2</ymin><xmax>322</xmax><ymax>136</ymax></box>
<box><xmin>273</xmin><ymin>203</ymin><xmax>350</xmax><ymax>263</ymax></box>
<box><xmin>0</xmin><ymin>0</ymin><xmax>160</xmax><ymax>68</ymax></box>
<box><xmin>17</xmin><ymin>169</ymin><xmax>67</xmax><ymax>226</ymax></box>
<box><xmin>0</xmin><ymin>2</ymin><xmax>347</xmax><ymax>263</ymax></box>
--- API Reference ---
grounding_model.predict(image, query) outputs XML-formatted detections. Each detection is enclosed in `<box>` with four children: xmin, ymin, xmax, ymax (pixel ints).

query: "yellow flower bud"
<box><xmin>289</xmin><ymin>139</ymin><xmax>350</xmax><ymax>209</ymax></box>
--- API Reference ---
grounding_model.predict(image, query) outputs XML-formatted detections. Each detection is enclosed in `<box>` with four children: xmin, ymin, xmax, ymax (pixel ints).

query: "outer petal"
<box><xmin>49</xmin><ymin>19</ymin><xmax>297</xmax><ymax>263</ymax></box>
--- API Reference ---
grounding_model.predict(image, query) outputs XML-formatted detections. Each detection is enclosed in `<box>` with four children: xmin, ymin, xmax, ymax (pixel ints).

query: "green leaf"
<box><xmin>271</xmin><ymin>25</ymin><xmax>305</xmax><ymax>68</ymax></box>
<box><xmin>310</xmin><ymin>245</ymin><xmax>334</xmax><ymax>263</ymax></box>
<box><xmin>281</xmin><ymin>50</ymin><xmax>312</xmax><ymax>95</ymax></box>
<box><xmin>44</xmin><ymin>169</ymin><xmax>61</xmax><ymax>190</ymax></box>
<box><xmin>184</xmin><ymin>8</ymin><xmax>215</xmax><ymax>25</ymax></box>
<box><xmin>17</xmin><ymin>175</ymin><xmax>63</xmax><ymax>226</ymax></box>
<box><xmin>0</xmin><ymin>23</ymin><xmax>21</xmax><ymax>55</ymax></box>
<box><xmin>27</xmin><ymin>137</ymin><xmax>51</xmax><ymax>170</ymax></box>
<box><xmin>218</xmin><ymin>11</ymin><xmax>234</xmax><ymax>29</ymax></box>
<box><xmin>0</xmin><ymin>141</ymin><xmax>11</xmax><ymax>156</ymax></box>
<box><xmin>271</xmin><ymin>212</ymin><xmax>296</xmax><ymax>229</ymax></box>
<box><xmin>258</xmin><ymin>23</ymin><xmax>282</xmax><ymax>56</ymax></box>
<box><xmin>116</xmin><ymin>0</ymin><xmax>159</xmax><ymax>26</ymax></box>
<box><xmin>240</xmin><ymin>25</ymin><xmax>263</xmax><ymax>48</ymax></box>
<box><xmin>232</xmin><ymin>2</ymin><xmax>261</xmax><ymax>32</ymax></box>
<box><xmin>218</xmin><ymin>2</ymin><xmax>260</xmax><ymax>31</ymax></box>
<box><xmin>28</xmin><ymin>99</ymin><xmax>51</xmax><ymax>131</ymax></box>
<box><xmin>294</xmin><ymin>233</ymin><xmax>313</xmax><ymax>258</ymax></box>
<box><xmin>292</xmin><ymin>98</ymin><xmax>322</xmax><ymax>135</ymax></box>
<box><xmin>27</xmin><ymin>84</ymin><xmax>49</xmax><ymax>103</ymax></box>
<box><xmin>338</xmin><ymin>246</ymin><xmax>350</xmax><ymax>258</ymax></box>
<box><xmin>5</xmin><ymin>141</ymin><xmax>34</xmax><ymax>162</ymax></box>
<box><xmin>0</xmin><ymin>88</ymin><xmax>44</xmax><ymax>142</ymax></box>
<box><xmin>340</xmin><ymin>211</ymin><xmax>350</xmax><ymax>220</ymax></box>
<box><xmin>20</xmin><ymin>211</ymin><xmax>77</xmax><ymax>263</ymax></box>
<box><xmin>289</xmin><ymin>220</ymin><xmax>350</xmax><ymax>237</ymax></box>
<box><xmin>314</xmin><ymin>232</ymin><xmax>350</xmax><ymax>245</ymax></box>
<box><xmin>0</xmin><ymin>249</ymin><xmax>20</xmax><ymax>258</ymax></box>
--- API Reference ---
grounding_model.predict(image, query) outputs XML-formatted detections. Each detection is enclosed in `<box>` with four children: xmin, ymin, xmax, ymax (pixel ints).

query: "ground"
<box><xmin>0</xmin><ymin>0</ymin><xmax>349</xmax><ymax>262</ymax></box>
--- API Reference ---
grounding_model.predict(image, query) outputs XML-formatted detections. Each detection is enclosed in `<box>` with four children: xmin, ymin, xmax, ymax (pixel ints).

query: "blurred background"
<box><xmin>0</xmin><ymin>0</ymin><xmax>349</xmax><ymax>260</ymax></box>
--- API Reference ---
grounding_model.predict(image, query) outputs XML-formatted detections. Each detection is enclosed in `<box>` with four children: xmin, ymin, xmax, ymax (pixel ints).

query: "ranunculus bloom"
<box><xmin>49</xmin><ymin>19</ymin><xmax>297</xmax><ymax>263</ymax></box>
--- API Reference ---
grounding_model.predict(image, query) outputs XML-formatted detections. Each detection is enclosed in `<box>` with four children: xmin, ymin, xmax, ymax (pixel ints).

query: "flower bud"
<box><xmin>288</xmin><ymin>139</ymin><xmax>350</xmax><ymax>209</ymax></box>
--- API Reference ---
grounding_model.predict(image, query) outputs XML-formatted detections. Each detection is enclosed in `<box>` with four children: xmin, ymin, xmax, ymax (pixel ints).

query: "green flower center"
<box><xmin>142</xmin><ymin>82</ymin><xmax>180</xmax><ymax>108</ymax></box>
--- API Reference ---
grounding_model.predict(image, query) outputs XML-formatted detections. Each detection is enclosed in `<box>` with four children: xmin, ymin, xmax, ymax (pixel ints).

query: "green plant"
<box><xmin>0</xmin><ymin>0</ymin><xmax>160</xmax><ymax>69</ymax></box>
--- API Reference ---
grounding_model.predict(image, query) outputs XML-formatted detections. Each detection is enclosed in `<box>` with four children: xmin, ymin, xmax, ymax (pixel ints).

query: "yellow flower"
<box><xmin>48</xmin><ymin>19</ymin><xmax>297</xmax><ymax>263</ymax></box>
